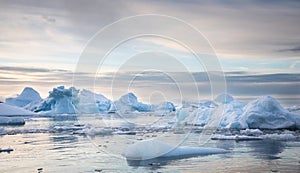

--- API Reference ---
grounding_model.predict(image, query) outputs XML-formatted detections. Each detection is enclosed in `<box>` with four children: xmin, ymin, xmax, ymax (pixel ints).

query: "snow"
<box><xmin>123</xmin><ymin>139</ymin><xmax>228</xmax><ymax>160</ymax></box>
<box><xmin>0</xmin><ymin>117</ymin><xmax>25</xmax><ymax>125</ymax></box>
<box><xmin>5</xmin><ymin>87</ymin><xmax>41</xmax><ymax>107</ymax></box>
<box><xmin>76</xmin><ymin>89</ymin><xmax>111</xmax><ymax>113</ymax></box>
<box><xmin>0</xmin><ymin>103</ymin><xmax>33</xmax><ymax>115</ymax></box>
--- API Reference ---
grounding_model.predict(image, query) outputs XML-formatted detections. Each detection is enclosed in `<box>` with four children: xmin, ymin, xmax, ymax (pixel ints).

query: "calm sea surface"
<box><xmin>0</xmin><ymin>114</ymin><xmax>299</xmax><ymax>173</ymax></box>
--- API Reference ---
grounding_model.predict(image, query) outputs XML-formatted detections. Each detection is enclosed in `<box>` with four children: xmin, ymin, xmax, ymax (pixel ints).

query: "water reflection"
<box><xmin>246</xmin><ymin>140</ymin><xmax>285</xmax><ymax>160</ymax></box>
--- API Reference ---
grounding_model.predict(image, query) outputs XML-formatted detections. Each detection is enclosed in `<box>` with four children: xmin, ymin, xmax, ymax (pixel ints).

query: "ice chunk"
<box><xmin>123</xmin><ymin>139</ymin><xmax>228</xmax><ymax>160</ymax></box>
<box><xmin>0</xmin><ymin>103</ymin><xmax>33</xmax><ymax>115</ymax></box>
<box><xmin>240</xmin><ymin>129</ymin><xmax>263</xmax><ymax>136</ymax></box>
<box><xmin>5</xmin><ymin>87</ymin><xmax>41</xmax><ymax>107</ymax></box>
<box><xmin>0</xmin><ymin>117</ymin><xmax>25</xmax><ymax>125</ymax></box>
<box><xmin>0</xmin><ymin>147</ymin><xmax>13</xmax><ymax>153</ymax></box>
<box><xmin>211</xmin><ymin>134</ymin><xmax>263</xmax><ymax>140</ymax></box>
<box><xmin>286</xmin><ymin>105</ymin><xmax>300</xmax><ymax>112</ymax></box>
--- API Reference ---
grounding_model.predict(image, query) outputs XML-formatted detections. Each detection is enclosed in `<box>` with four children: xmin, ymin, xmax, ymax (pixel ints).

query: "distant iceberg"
<box><xmin>109</xmin><ymin>93</ymin><xmax>175</xmax><ymax>113</ymax></box>
<box><xmin>5</xmin><ymin>87</ymin><xmax>42</xmax><ymax>107</ymax></box>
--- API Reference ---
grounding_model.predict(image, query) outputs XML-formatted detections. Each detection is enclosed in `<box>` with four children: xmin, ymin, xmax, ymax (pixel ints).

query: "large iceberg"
<box><xmin>76</xmin><ymin>89</ymin><xmax>111</xmax><ymax>113</ymax></box>
<box><xmin>5</xmin><ymin>87</ymin><xmax>42</xmax><ymax>107</ymax></box>
<box><xmin>235</xmin><ymin>96</ymin><xmax>300</xmax><ymax>129</ymax></box>
<box><xmin>27</xmin><ymin>86</ymin><xmax>79</xmax><ymax>114</ymax></box>
<box><xmin>175</xmin><ymin>94</ymin><xmax>300</xmax><ymax>130</ymax></box>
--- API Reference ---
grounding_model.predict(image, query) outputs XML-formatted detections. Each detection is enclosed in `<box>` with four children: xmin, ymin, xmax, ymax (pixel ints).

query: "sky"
<box><xmin>0</xmin><ymin>0</ymin><xmax>299</xmax><ymax>104</ymax></box>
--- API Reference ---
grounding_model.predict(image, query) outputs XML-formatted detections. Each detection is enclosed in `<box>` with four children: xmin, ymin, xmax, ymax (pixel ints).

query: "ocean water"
<box><xmin>0</xmin><ymin>114</ymin><xmax>299</xmax><ymax>173</ymax></box>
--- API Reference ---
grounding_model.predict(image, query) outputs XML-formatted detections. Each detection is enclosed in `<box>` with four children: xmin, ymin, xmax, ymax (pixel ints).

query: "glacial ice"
<box><xmin>123</xmin><ymin>139</ymin><xmax>228</xmax><ymax>160</ymax></box>
<box><xmin>5</xmin><ymin>87</ymin><xmax>42</xmax><ymax>107</ymax></box>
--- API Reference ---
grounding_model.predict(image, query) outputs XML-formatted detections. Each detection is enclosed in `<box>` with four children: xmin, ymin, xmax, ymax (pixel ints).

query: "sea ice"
<box><xmin>0</xmin><ymin>117</ymin><xmax>25</xmax><ymax>125</ymax></box>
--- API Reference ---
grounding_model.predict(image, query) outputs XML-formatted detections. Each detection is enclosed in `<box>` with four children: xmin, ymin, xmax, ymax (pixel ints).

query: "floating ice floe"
<box><xmin>0</xmin><ymin>117</ymin><xmax>25</xmax><ymax>125</ymax></box>
<box><xmin>123</xmin><ymin>139</ymin><xmax>228</xmax><ymax>160</ymax></box>
<box><xmin>0</xmin><ymin>147</ymin><xmax>13</xmax><ymax>153</ymax></box>
<box><xmin>211</xmin><ymin>133</ymin><xmax>298</xmax><ymax>141</ymax></box>
<box><xmin>0</xmin><ymin>103</ymin><xmax>33</xmax><ymax>116</ymax></box>
<box><xmin>5</xmin><ymin>87</ymin><xmax>42</xmax><ymax>107</ymax></box>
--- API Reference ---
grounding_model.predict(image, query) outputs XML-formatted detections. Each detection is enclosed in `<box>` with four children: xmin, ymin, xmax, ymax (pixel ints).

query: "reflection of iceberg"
<box><xmin>123</xmin><ymin>139</ymin><xmax>228</xmax><ymax>160</ymax></box>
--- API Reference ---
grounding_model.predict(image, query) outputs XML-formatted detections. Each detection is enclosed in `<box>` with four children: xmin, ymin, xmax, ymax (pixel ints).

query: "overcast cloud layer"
<box><xmin>0</xmin><ymin>1</ymin><xmax>299</xmax><ymax>104</ymax></box>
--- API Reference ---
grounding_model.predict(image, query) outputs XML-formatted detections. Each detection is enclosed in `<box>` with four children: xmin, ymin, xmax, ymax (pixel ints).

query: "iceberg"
<box><xmin>109</xmin><ymin>93</ymin><xmax>153</xmax><ymax>113</ymax></box>
<box><xmin>236</xmin><ymin>96</ymin><xmax>300</xmax><ymax>129</ymax></box>
<box><xmin>153</xmin><ymin>102</ymin><xmax>176</xmax><ymax>113</ymax></box>
<box><xmin>28</xmin><ymin>86</ymin><xmax>79</xmax><ymax>114</ymax></box>
<box><xmin>214</xmin><ymin>93</ymin><xmax>234</xmax><ymax>104</ymax></box>
<box><xmin>76</xmin><ymin>89</ymin><xmax>111</xmax><ymax>113</ymax></box>
<box><xmin>5</xmin><ymin>87</ymin><xmax>42</xmax><ymax>107</ymax></box>
<box><xmin>123</xmin><ymin>139</ymin><xmax>228</xmax><ymax>160</ymax></box>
